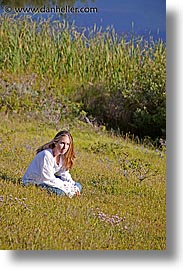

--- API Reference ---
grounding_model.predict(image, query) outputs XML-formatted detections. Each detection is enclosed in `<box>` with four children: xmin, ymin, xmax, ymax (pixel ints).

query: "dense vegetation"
<box><xmin>0</xmin><ymin>15</ymin><xmax>166</xmax><ymax>140</ymax></box>
<box><xmin>0</xmin><ymin>15</ymin><xmax>166</xmax><ymax>250</ymax></box>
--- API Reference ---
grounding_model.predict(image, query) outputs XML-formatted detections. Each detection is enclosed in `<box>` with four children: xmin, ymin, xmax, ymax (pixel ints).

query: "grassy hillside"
<box><xmin>0</xmin><ymin>113</ymin><xmax>166</xmax><ymax>250</ymax></box>
<box><xmin>0</xmin><ymin>14</ymin><xmax>166</xmax><ymax>250</ymax></box>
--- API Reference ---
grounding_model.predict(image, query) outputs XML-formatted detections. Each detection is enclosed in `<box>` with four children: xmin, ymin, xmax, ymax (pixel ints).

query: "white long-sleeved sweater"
<box><xmin>22</xmin><ymin>149</ymin><xmax>78</xmax><ymax>197</ymax></box>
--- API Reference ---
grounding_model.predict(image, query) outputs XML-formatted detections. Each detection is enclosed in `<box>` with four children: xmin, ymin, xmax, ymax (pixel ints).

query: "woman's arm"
<box><xmin>41</xmin><ymin>152</ymin><xmax>78</xmax><ymax>197</ymax></box>
<box><xmin>41</xmin><ymin>152</ymin><xmax>68</xmax><ymax>188</ymax></box>
<box><xmin>58</xmin><ymin>170</ymin><xmax>75</xmax><ymax>184</ymax></box>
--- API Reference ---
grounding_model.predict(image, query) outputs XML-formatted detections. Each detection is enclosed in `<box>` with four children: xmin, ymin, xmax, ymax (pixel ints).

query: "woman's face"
<box><xmin>54</xmin><ymin>135</ymin><xmax>71</xmax><ymax>156</ymax></box>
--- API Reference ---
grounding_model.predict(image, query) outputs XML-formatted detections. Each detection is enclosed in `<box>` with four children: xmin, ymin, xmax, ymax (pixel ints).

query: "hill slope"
<box><xmin>0</xmin><ymin>113</ymin><xmax>166</xmax><ymax>250</ymax></box>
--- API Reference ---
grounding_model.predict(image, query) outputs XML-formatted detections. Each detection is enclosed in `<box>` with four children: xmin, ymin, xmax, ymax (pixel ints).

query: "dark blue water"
<box><xmin>0</xmin><ymin>0</ymin><xmax>166</xmax><ymax>41</ymax></box>
<box><xmin>72</xmin><ymin>0</ymin><xmax>166</xmax><ymax>41</ymax></box>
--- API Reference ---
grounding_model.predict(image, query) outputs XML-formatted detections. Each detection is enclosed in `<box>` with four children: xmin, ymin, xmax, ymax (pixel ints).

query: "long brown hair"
<box><xmin>36</xmin><ymin>130</ymin><xmax>76</xmax><ymax>170</ymax></box>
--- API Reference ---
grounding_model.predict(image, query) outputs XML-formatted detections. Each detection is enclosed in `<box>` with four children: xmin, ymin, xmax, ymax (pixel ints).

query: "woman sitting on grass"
<box><xmin>22</xmin><ymin>130</ymin><xmax>82</xmax><ymax>198</ymax></box>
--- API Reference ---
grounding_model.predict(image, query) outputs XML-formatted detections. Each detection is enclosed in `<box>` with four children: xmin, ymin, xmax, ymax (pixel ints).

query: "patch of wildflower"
<box><xmin>155</xmin><ymin>149</ymin><xmax>165</xmax><ymax>158</ymax></box>
<box><xmin>1</xmin><ymin>194</ymin><xmax>30</xmax><ymax>211</ymax></box>
<box><xmin>159</xmin><ymin>138</ymin><xmax>166</xmax><ymax>148</ymax></box>
<box><xmin>0</xmin><ymin>195</ymin><xmax>4</xmax><ymax>202</ymax></box>
<box><xmin>93</xmin><ymin>208</ymin><xmax>126</xmax><ymax>227</ymax></box>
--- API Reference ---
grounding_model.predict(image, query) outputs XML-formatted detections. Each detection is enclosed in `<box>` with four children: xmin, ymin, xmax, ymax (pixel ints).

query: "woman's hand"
<box><xmin>75</xmin><ymin>190</ymin><xmax>80</xmax><ymax>196</ymax></box>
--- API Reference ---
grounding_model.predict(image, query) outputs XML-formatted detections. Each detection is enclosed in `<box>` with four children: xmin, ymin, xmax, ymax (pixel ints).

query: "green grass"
<box><xmin>0</xmin><ymin>113</ymin><xmax>166</xmax><ymax>250</ymax></box>
<box><xmin>0</xmin><ymin>15</ymin><xmax>166</xmax><ymax>139</ymax></box>
<box><xmin>0</xmin><ymin>15</ymin><xmax>165</xmax><ymax>91</ymax></box>
<box><xmin>0</xmin><ymin>14</ymin><xmax>166</xmax><ymax>250</ymax></box>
